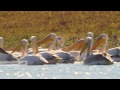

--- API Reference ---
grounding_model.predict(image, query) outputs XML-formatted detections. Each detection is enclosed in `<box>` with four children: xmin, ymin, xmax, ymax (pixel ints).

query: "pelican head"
<box><xmin>87</xmin><ymin>32</ymin><xmax>94</xmax><ymax>39</ymax></box>
<box><xmin>11</xmin><ymin>39</ymin><xmax>28</xmax><ymax>57</ymax></box>
<box><xmin>30</xmin><ymin>36</ymin><xmax>37</xmax><ymax>42</ymax></box>
<box><xmin>92</xmin><ymin>34</ymin><xmax>108</xmax><ymax>51</ymax></box>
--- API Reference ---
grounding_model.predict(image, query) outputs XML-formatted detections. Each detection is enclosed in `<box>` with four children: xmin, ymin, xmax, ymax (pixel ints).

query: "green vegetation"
<box><xmin>0</xmin><ymin>11</ymin><xmax>120</xmax><ymax>50</ymax></box>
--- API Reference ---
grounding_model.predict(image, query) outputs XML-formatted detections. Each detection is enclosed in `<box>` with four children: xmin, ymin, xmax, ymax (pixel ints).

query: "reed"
<box><xmin>0</xmin><ymin>11</ymin><xmax>119</xmax><ymax>49</ymax></box>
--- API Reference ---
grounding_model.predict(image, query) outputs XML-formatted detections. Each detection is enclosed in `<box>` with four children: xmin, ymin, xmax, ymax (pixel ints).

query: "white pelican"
<box><xmin>46</xmin><ymin>49</ymin><xmax>77</xmax><ymax>64</ymax></box>
<box><xmin>45</xmin><ymin>36</ymin><xmax>64</xmax><ymax>50</ymax></box>
<box><xmin>11</xmin><ymin>39</ymin><xmax>49</xmax><ymax>65</ymax></box>
<box><xmin>107</xmin><ymin>47</ymin><xmax>120</xmax><ymax>62</ymax></box>
<box><xmin>62</xmin><ymin>32</ymin><xmax>94</xmax><ymax>60</ymax></box>
<box><xmin>80</xmin><ymin>36</ymin><xmax>114</xmax><ymax>65</ymax></box>
<box><xmin>0</xmin><ymin>47</ymin><xmax>18</xmax><ymax>62</ymax></box>
<box><xmin>92</xmin><ymin>34</ymin><xmax>120</xmax><ymax>62</ymax></box>
<box><xmin>0</xmin><ymin>37</ymin><xmax>18</xmax><ymax>62</ymax></box>
<box><xmin>57</xmin><ymin>53</ymin><xmax>77</xmax><ymax>63</ymax></box>
<box><xmin>37</xmin><ymin>33</ymin><xmax>60</xmax><ymax>51</ymax></box>
<box><xmin>0</xmin><ymin>37</ymin><xmax>22</xmax><ymax>60</ymax></box>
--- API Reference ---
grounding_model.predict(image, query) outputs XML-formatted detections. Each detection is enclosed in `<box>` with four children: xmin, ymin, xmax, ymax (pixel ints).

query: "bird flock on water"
<box><xmin>0</xmin><ymin>32</ymin><xmax>119</xmax><ymax>65</ymax></box>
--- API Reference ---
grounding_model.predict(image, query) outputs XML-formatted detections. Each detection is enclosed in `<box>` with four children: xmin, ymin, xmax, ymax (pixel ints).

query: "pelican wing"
<box><xmin>107</xmin><ymin>47</ymin><xmax>120</xmax><ymax>56</ymax></box>
<box><xmin>19</xmin><ymin>54</ymin><xmax>48</xmax><ymax>65</ymax></box>
<box><xmin>107</xmin><ymin>47</ymin><xmax>120</xmax><ymax>62</ymax></box>
<box><xmin>84</xmin><ymin>53</ymin><xmax>114</xmax><ymax>65</ymax></box>
<box><xmin>0</xmin><ymin>47</ymin><xmax>9</xmax><ymax>54</ymax></box>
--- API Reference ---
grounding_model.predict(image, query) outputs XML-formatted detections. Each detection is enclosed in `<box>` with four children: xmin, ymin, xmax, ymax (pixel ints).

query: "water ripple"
<box><xmin>0</xmin><ymin>63</ymin><xmax>120</xmax><ymax>79</ymax></box>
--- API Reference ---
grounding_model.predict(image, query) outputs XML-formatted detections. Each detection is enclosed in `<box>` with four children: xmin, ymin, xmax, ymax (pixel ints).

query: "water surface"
<box><xmin>0</xmin><ymin>62</ymin><xmax>120</xmax><ymax>79</ymax></box>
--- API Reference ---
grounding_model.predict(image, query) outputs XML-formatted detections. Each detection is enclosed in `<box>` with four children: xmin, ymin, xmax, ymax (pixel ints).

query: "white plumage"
<box><xmin>19</xmin><ymin>54</ymin><xmax>48</xmax><ymax>65</ymax></box>
<box><xmin>107</xmin><ymin>47</ymin><xmax>120</xmax><ymax>62</ymax></box>
<box><xmin>11</xmin><ymin>39</ymin><xmax>49</xmax><ymax>65</ymax></box>
<box><xmin>80</xmin><ymin>37</ymin><xmax>114</xmax><ymax>65</ymax></box>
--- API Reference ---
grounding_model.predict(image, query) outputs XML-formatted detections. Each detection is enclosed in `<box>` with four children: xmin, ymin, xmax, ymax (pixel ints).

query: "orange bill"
<box><xmin>37</xmin><ymin>35</ymin><xmax>53</xmax><ymax>46</ymax></box>
<box><xmin>80</xmin><ymin>41</ymin><xmax>88</xmax><ymax>55</ymax></box>
<box><xmin>92</xmin><ymin>36</ymin><xmax>106</xmax><ymax>50</ymax></box>
<box><xmin>64</xmin><ymin>39</ymin><xmax>85</xmax><ymax>51</ymax></box>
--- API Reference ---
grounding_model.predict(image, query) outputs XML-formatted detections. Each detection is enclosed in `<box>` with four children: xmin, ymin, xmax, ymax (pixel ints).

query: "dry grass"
<box><xmin>0</xmin><ymin>11</ymin><xmax>120</xmax><ymax>50</ymax></box>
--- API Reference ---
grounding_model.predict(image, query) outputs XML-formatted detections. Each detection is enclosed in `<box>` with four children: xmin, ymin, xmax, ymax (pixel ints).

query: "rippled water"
<box><xmin>0</xmin><ymin>62</ymin><xmax>120</xmax><ymax>79</ymax></box>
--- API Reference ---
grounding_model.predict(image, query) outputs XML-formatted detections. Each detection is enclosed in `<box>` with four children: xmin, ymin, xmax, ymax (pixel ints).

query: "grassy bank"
<box><xmin>0</xmin><ymin>11</ymin><xmax>120</xmax><ymax>50</ymax></box>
